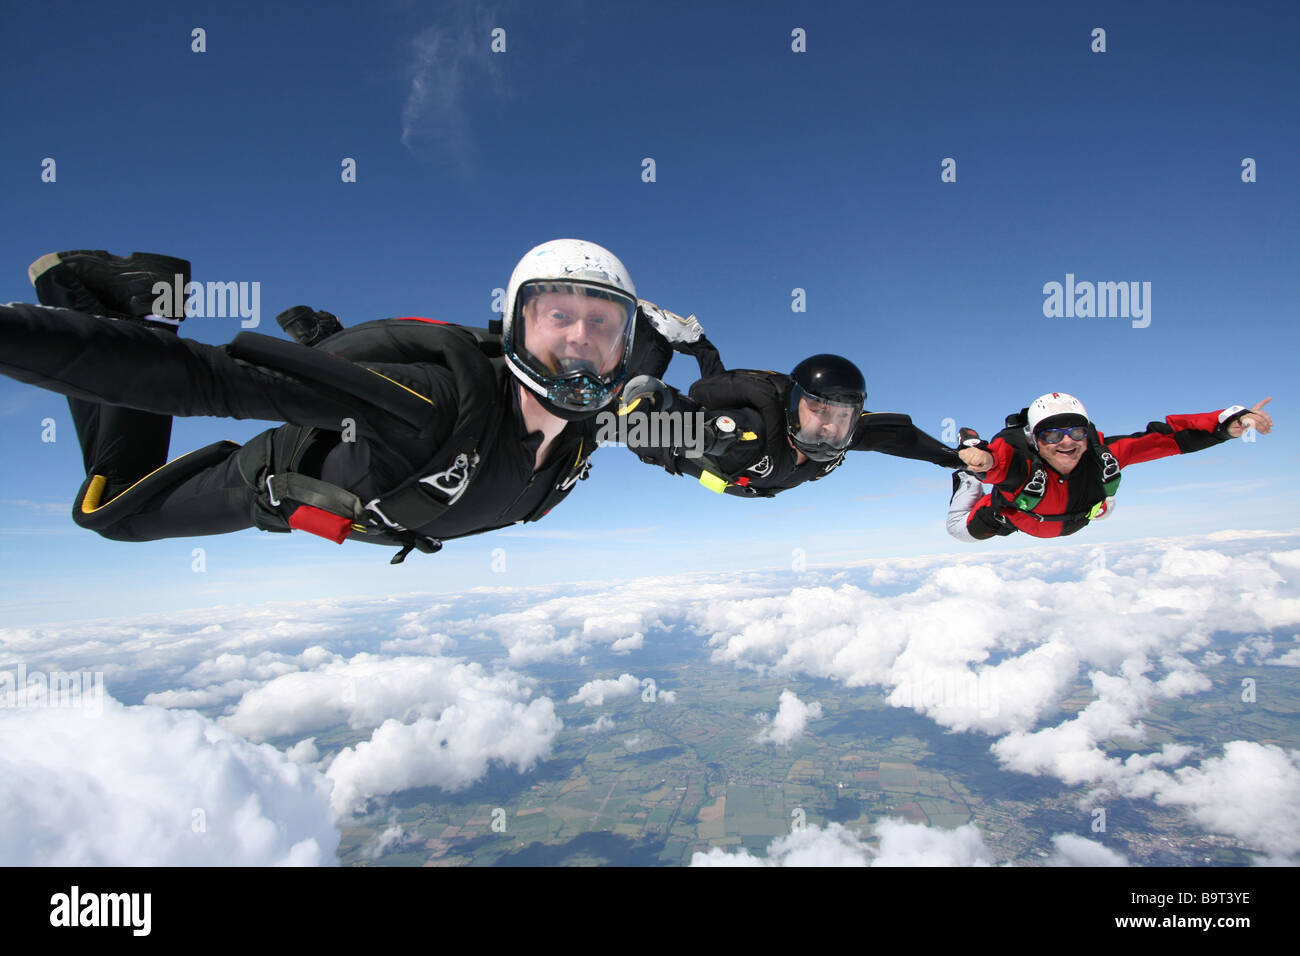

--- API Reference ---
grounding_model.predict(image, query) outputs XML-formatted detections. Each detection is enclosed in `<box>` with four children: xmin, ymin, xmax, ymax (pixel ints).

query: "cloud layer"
<box><xmin>2</xmin><ymin>531</ymin><xmax>1296</xmax><ymax>865</ymax></box>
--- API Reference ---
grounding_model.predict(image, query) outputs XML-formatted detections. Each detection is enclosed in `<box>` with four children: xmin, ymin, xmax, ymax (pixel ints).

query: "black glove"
<box><xmin>620</xmin><ymin>374</ymin><xmax>675</xmax><ymax>413</ymax></box>
<box><xmin>276</xmin><ymin>305</ymin><xmax>344</xmax><ymax>347</ymax></box>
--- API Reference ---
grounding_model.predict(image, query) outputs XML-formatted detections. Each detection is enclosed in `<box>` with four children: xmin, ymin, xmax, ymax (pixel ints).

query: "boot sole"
<box><xmin>27</xmin><ymin>250</ymin><xmax>190</xmax><ymax>287</ymax></box>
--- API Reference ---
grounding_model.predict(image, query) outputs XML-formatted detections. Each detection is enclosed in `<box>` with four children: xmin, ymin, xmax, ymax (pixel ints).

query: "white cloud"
<box><xmin>870</xmin><ymin>819</ymin><xmax>996</xmax><ymax>867</ymax></box>
<box><xmin>286</xmin><ymin>738</ymin><xmax>320</xmax><ymax>764</ymax></box>
<box><xmin>610</xmin><ymin>634</ymin><xmax>644</xmax><ymax>653</ymax></box>
<box><xmin>0</xmin><ymin>695</ymin><xmax>336</xmax><ymax>865</ymax></box>
<box><xmin>1233</xmin><ymin>636</ymin><xmax>1275</xmax><ymax>665</ymax></box>
<box><xmin>144</xmin><ymin>680</ymin><xmax>260</xmax><ymax>709</ymax></box>
<box><xmin>695</xmin><ymin>534</ymin><xmax>1300</xmax><ymax>857</ymax></box>
<box><xmin>220</xmin><ymin>653</ymin><xmax>539</xmax><ymax>743</ymax></box>
<box><xmin>991</xmin><ymin>662</ymin><xmax>1197</xmax><ymax>787</ymax></box>
<box><xmin>568</xmin><ymin>673</ymin><xmax>641</xmax><ymax>707</ymax></box>
<box><xmin>690</xmin><ymin>819</ymin><xmax>994</xmax><ymax>867</ymax></box>
<box><xmin>580</xmin><ymin>715</ymin><xmax>615</xmax><ymax>734</ymax></box>
<box><xmin>691</xmin><ymin>822</ymin><xmax>871</xmax><ymax>867</ymax></box>
<box><xmin>1269</xmin><ymin>646</ymin><xmax>1300</xmax><ymax>667</ymax></box>
<box><xmin>361</xmin><ymin>819</ymin><xmax>417</xmax><ymax>860</ymax></box>
<box><xmin>326</xmin><ymin>695</ymin><xmax>561</xmax><ymax>816</ymax></box>
<box><xmin>382</xmin><ymin>604</ymin><xmax>456</xmax><ymax>657</ymax></box>
<box><xmin>1124</xmin><ymin>742</ymin><xmax>1300</xmax><ymax>861</ymax></box>
<box><xmin>755</xmin><ymin>689</ymin><xmax>822</xmax><ymax>745</ymax></box>
<box><xmin>469</xmin><ymin>577</ymin><xmax>764</xmax><ymax>664</ymax></box>
<box><xmin>1047</xmin><ymin>834</ymin><xmax>1130</xmax><ymax>867</ymax></box>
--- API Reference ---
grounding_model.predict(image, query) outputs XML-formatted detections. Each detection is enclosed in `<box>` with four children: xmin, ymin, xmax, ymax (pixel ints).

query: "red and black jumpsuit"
<box><xmin>951</xmin><ymin>411</ymin><xmax>1243</xmax><ymax>541</ymax></box>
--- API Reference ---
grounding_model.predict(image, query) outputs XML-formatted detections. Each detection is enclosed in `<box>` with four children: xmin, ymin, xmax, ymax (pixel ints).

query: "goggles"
<box><xmin>1037</xmin><ymin>425</ymin><xmax>1088</xmax><ymax>445</ymax></box>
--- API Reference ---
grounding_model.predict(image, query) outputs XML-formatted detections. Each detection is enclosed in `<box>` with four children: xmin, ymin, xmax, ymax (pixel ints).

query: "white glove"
<box><xmin>639</xmin><ymin>299</ymin><xmax>703</xmax><ymax>344</ymax></box>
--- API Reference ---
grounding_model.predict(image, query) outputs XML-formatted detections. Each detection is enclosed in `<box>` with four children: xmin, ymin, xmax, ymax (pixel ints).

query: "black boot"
<box><xmin>22</xmin><ymin>251</ymin><xmax>186</xmax><ymax>490</ymax></box>
<box><xmin>28</xmin><ymin>250</ymin><xmax>191</xmax><ymax>322</ymax></box>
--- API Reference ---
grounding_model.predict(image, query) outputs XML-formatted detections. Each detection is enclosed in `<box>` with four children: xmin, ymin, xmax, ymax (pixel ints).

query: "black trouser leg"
<box><xmin>32</xmin><ymin>267</ymin><xmax>173</xmax><ymax>494</ymax></box>
<box><xmin>0</xmin><ymin>297</ymin><xmax>389</xmax><ymax>543</ymax></box>
<box><xmin>8</xmin><ymin>285</ymin><xmax>258</xmax><ymax>541</ymax></box>
<box><xmin>74</xmin><ymin>439</ymin><xmax>259</xmax><ymax>542</ymax></box>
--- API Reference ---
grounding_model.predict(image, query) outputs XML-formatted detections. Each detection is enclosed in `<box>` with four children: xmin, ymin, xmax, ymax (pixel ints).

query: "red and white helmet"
<box><xmin>1025</xmin><ymin>393</ymin><xmax>1089</xmax><ymax>446</ymax></box>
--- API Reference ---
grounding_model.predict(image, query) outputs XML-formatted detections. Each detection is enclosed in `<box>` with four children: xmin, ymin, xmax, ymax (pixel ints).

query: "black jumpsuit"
<box><xmin>626</xmin><ymin>374</ymin><xmax>961</xmax><ymax>496</ymax></box>
<box><xmin>0</xmin><ymin>282</ymin><xmax>608</xmax><ymax>551</ymax></box>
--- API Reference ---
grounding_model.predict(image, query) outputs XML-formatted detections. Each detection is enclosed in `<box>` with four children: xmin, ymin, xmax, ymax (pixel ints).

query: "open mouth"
<box><xmin>556</xmin><ymin>356</ymin><xmax>599</xmax><ymax>376</ymax></box>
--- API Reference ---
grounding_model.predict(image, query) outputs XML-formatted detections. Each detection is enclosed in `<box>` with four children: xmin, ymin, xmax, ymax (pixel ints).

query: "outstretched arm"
<box><xmin>849</xmin><ymin>412</ymin><xmax>962</xmax><ymax>467</ymax></box>
<box><xmin>1103</xmin><ymin>400</ymin><xmax>1274</xmax><ymax>466</ymax></box>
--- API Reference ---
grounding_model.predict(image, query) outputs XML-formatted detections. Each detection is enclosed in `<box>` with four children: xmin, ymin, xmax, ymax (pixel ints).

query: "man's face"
<box><xmin>522</xmin><ymin>289</ymin><xmax>629</xmax><ymax>377</ymax></box>
<box><xmin>1036</xmin><ymin>427</ymin><xmax>1086</xmax><ymax>475</ymax></box>
<box><xmin>796</xmin><ymin>395</ymin><xmax>856</xmax><ymax>448</ymax></box>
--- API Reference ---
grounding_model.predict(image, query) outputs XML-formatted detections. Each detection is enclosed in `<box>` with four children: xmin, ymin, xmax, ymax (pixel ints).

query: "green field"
<box><xmin>332</xmin><ymin>627</ymin><xmax>1299</xmax><ymax>866</ymax></box>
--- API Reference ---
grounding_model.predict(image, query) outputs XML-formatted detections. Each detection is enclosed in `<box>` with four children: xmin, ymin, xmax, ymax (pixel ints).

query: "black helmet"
<box><xmin>786</xmin><ymin>354</ymin><xmax>866</xmax><ymax>461</ymax></box>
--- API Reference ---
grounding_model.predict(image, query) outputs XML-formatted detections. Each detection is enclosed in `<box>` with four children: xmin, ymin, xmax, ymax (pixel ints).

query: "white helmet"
<box><xmin>502</xmin><ymin>239</ymin><xmax>638</xmax><ymax>416</ymax></box>
<box><xmin>1025</xmin><ymin>392</ymin><xmax>1089</xmax><ymax>447</ymax></box>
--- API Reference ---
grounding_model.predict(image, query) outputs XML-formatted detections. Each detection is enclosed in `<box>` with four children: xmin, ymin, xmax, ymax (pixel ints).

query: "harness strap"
<box><xmin>988</xmin><ymin>421</ymin><xmax>1123</xmax><ymax>523</ymax></box>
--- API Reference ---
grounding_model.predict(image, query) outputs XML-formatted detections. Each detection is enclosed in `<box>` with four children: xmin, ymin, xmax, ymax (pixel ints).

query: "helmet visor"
<box><xmin>789</xmin><ymin>384</ymin><xmax>862</xmax><ymax>455</ymax></box>
<box><xmin>514</xmin><ymin>280</ymin><xmax>636</xmax><ymax>403</ymax></box>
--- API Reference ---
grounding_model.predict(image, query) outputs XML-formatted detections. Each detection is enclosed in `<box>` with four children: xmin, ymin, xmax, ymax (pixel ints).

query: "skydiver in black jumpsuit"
<box><xmin>617</xmin><ymin>355</ymin><xmax>977</xmax><ymax>497</ymax></box>
<box><xmin>0</xmin><ymin>241</ymin><xmax>707</xmax><ymax>563</ymax></box>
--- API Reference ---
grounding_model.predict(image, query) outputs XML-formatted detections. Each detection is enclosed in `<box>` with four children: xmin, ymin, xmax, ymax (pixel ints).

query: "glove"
<box><xmin>638</xmin><ymin>299</ymin><xmax>704</xmax><ymax>345</ymax></box>
<box><xmin>620</xmin><ymin>374</ymin><xmax>674</xmax><ymax>414</ymax></box>
<box><xmin>276</xmin><ymin>305</ymin><xmax>344</xmax><ymax>347</ymax></box>
<box><xmin>956</xmin><ymin>426</ymin><xmax>994</xmax><ymax>473</ymax></box>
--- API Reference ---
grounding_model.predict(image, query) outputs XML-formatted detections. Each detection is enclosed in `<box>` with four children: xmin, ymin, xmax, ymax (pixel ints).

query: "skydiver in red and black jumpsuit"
<box><xmin>947</xmin><ymin>391</ymin><xmax>1275</xmax><ymax>542</ymax></box>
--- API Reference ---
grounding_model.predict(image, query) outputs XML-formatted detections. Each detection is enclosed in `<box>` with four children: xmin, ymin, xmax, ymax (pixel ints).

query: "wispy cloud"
<box><xmin>2</xmin><ymin>500</ymin><xmax>68</xmax><ymax>515</ymax></box>
<box><xmin>400</xmin><ymin>1</ymin><xmax>506</xmax><ymax>171</ymax></box>
<box><xmin>0</xmin><ymin>391</ymin><xmax>35</xmax><ymax>418</ymax></box>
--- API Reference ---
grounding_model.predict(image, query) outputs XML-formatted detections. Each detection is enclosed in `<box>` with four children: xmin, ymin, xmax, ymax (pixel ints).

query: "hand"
<box><xmin>1228</xmin><ymin>397</ymin><xmax>1274</xmax><ymax>438</ymax></box>
<box><xmin>620</xmin><ymin>374</ymin><xmax>673</xmax><ymax>413</ymax></box>
<box><xmin>276</xmin><ymin>305</ymin><xmax>344</xmax><ymax>347</ymax></box>
<box><xmin>958</xmin><ymin>447</ymin><xmax>994</xmax><ymax>473</ymax></box>
<box><xmin>639</xmin><ymin>299</ymin><xmax>703</xmax><ymax>344</ymax></box>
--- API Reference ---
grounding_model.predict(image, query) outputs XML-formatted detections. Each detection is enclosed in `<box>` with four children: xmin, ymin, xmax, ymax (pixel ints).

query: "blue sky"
<box><xmin>1</xmin><ymin>0</ymin><xmax>1297</xmax><ymax>623</ymax></box>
